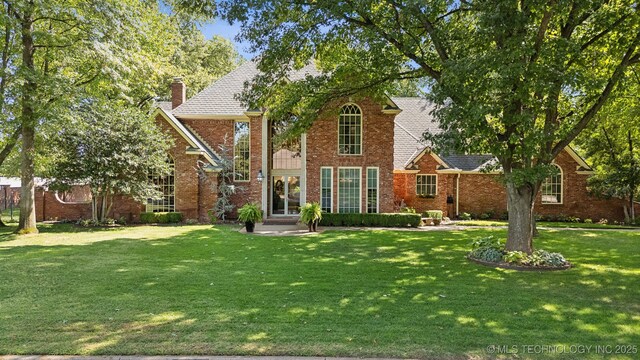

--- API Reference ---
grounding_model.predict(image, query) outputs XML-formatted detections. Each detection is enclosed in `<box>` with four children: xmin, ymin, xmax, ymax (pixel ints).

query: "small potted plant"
<box><xmin>237</xmin><ymin>203</ymin><xmax>263</xmax><ymax>233</ymax></box>
<box><xmin>299</xmin><ymin>202</ymin><xmax>322</xmax><ymax>232</ymax></box>
<box><xmin>424</xmin><ymin>210</ymin><xmax>443</xmax><ymax>226</ymax></box>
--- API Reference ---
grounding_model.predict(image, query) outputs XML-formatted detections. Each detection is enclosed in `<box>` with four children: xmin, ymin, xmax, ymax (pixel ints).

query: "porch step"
<box><xmin>263</xmin><ymin>217</ymin><xmax>299</xmax><ymax>226</ymax></box>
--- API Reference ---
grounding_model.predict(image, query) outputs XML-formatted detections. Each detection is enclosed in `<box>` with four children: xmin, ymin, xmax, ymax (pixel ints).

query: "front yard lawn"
<box><xmin>0</xmin><ymin>224</ymin><xmax>638</xmax><ymax>359</ymax></box>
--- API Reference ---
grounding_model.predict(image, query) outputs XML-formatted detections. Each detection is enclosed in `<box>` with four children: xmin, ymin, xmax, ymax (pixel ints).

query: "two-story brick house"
<box><xmin>34</xmin><ymin>61</ymin><xmax>637</xmax><ymax>222</ymax></box>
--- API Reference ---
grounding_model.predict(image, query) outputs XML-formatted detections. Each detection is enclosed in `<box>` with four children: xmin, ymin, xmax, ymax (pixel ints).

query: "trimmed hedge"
<box><xmin>140</xmin><ymin>212</ymin><xmax>183</xmax><ymax>224</ymax></box>
<box><xmin>319</xmin><ymin>213</ymin><xmax>421</xmax><ymax>228</ymax></box>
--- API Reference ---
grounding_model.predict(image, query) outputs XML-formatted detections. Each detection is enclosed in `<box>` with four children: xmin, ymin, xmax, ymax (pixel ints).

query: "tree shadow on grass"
<box><xmin>0</xmin><ymin>225</ymin><xmax>638</xmax><ymax>359</ymax></box>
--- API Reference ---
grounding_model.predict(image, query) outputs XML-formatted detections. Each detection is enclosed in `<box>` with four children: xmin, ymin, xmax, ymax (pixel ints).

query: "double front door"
<box><xmin>272</xmin><ymin>175</ymin><xmax>301</xmax><ymax>215</ymax></box>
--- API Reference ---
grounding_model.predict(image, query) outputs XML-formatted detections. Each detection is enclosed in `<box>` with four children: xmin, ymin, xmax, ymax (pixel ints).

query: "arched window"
<box><xmin>338</xmin><ymin>104</ymin><xmax>362</xmax><ymax>155</ymax></box>
<box><xmin>541</xmin><ymin>164</ymin><xmax>562</xmax><ymax>204</ymax></box>
<box><xmin>146</xmin><ymin>157</ymin><xmax>175</xmax><ymax>212</ymax></box>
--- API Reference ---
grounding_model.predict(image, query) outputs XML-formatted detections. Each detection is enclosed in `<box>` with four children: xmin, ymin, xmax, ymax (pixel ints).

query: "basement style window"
<box><xmin>320</xmin><ymin>167</ymin><xmax>333</xmax><ymax>213</ymax></box>
<box><xmin>541</xmin><ymin>164</ymin><xmax>563</xmax><ymax>204</ymax></box>
<box><xmin>416</xmin><ymin>174</ymin><xmax>437</xmax><ymax>197</ymax></box>
<box><xmin>146</xmin><ymin>157</ymin><xmax>175</xmax><ymax>212</ymax></box>
<box><xmin>338</xmin><ymin>104</ymin><xmax>362</xmax><ymax>155</ymax></box>
<box><xmin>338</xmin><ymin>167</ymin><xmax>361</xmax><ymax>213</ymax></box>
<box><xmin>367</xmin><ymin>167</ymin><xmax>379</xmax><ymax>213</ymax></box>
<box><xmin>234</xmin><ymin>121</ymin><xmax>250</xmax><ymax>181</ymax></box>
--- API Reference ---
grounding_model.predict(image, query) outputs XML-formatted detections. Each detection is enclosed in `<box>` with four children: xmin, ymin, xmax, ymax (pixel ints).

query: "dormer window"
<box><xmin>338</xmin><ymin>104</ymin><xmax>362</xmax><ymax>155</ymax></box>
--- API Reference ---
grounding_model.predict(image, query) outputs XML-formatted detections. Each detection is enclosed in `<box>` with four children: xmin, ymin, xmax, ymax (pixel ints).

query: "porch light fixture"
<box><xmin>257</xmin><ymin>170</ymin><xmax>264</xmax><ymax>183</ymax></box>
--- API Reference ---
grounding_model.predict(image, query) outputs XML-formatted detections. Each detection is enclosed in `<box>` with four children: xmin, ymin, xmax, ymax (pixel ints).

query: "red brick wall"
<box><xmin>534</xmin><ymin>151</ymin><xmax>638</xmax><ymax>221</ymax></box>
<box><xmin>392</xmin><ymin>153</ymin><xmax>456</xmax><ymax>216</ymax></box>
<box><xmin>453</xmin><ymin>150</ymin><xmax>637</xmax><ymax>221</ymax></box>
<box><xmin>182</xmin><ymin>116</ymin><xmax>263</xmax><ymax>216</ymax></box>
<box><xmin>457</xmin><ymin>173</ymin><xmax>507</xmax><ymax>217</ymax></box>
<box><xmin>306</xmin><ymin>99</ymin><xmax>396</xmax><ymax>213</ymax></box>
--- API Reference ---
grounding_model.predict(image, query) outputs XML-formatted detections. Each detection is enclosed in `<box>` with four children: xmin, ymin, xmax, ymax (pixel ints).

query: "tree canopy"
<box><xmin>0</xmin><ymin>0</ymin><xmax>242</xmax><ymax>232</ymax></box>
<box><xmin>219</xmin><ymin>0</ymin><xmax>640</xmax><ymax>253</ymax></box>
<box><xmin>47</xmin><ymin>101</ymin><xmax>173</xmax><ymax>223</ymax></box>
<box><xmin>578</xmin><ymin>68</ymin><xmax>640</xmax><ymax>222</ymax></box>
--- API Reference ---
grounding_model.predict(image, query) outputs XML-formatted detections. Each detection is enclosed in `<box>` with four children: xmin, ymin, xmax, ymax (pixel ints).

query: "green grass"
<box><xmin>0</xmin><ymin>207</ymin><xmax>19</xmax><ymax>224</ymax></box>
<box><xmin>0</xmin><ymin>224</ymin><xmax>638</xmax><ymax>359</ymax></box>
<box><xmin>456</xmin><ymin>219</ymin><xmax>638</xmax><ymax>229</ymax></box>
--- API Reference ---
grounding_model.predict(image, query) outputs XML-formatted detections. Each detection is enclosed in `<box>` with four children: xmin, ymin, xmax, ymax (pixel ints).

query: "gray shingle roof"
<box><xmin>391</xmin><ymin>97</ymin><xmax>498</xmax><ymax>171</ymax></box>
<box><xmin>172</xmin><ymin>60</ymin><xmax>321</xmax><ymax>117</ymax></box>
<box><xmin>440</xmin><ymin>154</ymin><xmax>496</xmax><ymax>172</ymax></box>
<box><xmin>156</xmin><ymin>101</ymin><xmax>172</xmax><ymax>111</ymax></box>
<box><xmin>391</xmin><ymin>97</ymin><xmax>441</xmax><ymax>169</ymax></box>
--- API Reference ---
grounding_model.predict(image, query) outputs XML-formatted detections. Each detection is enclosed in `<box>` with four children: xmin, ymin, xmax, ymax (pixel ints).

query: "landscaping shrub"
<box><xmin>468</xmin><ymin>236</ymin><xmax>569</xmax><ymax>268</ymax></box>
<box><xmin>424</xmin><ymin>210</ymin><xmax>443</xmax><ymax>220</ymax></box>
<box><xmin>400</xmin><ymin>207</ymin><xmax>416</xmax><ymax>213</ymax></box>
<box><xmin>470</xmin><ymin>235</ymin><xmax>503</xmax><ymax>250</ymax></box>
<box><xmin>526</xmin><ymin>250</ymin><xmax>568</xmax><ymax>267</ymax></box>
<box><xmin>319</xmin><ymin>213</ymin><xmax>421</xmax><ymax>227</ymax></box>
<box><xmin>503</xmin><ymin>251</ymin><xmax>528</xmax><ymax>264</ymax></box>
<box><xmin>584</xmin><ymin>218</ymin><xmax>593</xmax><ymax>224</ymax></box>
<box><xmin>459</xmin><ymin>212</ymin><xmax>472</xmax><ymax>220</ymax></box>
<box><xmin>469</xmin><ymin>247</ymin><xmax>503</xmax><ymax>263</ymax></box>
<box><xmin>140</xmin><ymin>212</ymin><xmax>183</xmax><ymax>224</ymax></box>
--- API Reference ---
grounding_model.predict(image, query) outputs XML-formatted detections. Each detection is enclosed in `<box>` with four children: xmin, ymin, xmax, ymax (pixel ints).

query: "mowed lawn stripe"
<box><xmin>0</xmin><ymin>224</ymin><xmax>638</xmax><ymax>359</ymax></box>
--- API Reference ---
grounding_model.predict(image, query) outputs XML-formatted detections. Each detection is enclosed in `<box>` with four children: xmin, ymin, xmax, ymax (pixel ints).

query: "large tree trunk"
<box><xmin>505</xmin><ymin>182</ymin><xmax>536</xmax><ymax>254</ymax></box>
<box><xmin>17</xmin><ymin>8</ymin><xmax>38</xmax><ymax>234</ymax></box>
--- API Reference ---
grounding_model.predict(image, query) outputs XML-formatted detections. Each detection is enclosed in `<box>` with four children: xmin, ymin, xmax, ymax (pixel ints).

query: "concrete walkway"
<box><xmin>0</xmin><ymin>357</ymin><xmax>410</xmax><ymax>360</ymax></box>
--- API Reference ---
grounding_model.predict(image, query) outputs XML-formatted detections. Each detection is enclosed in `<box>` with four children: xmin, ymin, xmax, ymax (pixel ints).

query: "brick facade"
<box><xmin>393</xmin><ymin>149</ymin><xmax>639</xmax><ymax>222</ymax></box>
<box><xmin>31</xmin><ymin>89</ymin><xmax>636</xmax><ymax>223</ymax></box>
<box><xmin>305</xmin><ymin>98</ymin><xmax>396</xmax><ymax>213</ymax></box>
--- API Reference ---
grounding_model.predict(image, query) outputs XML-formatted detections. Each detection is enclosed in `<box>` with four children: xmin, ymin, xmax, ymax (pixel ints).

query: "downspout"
<box><xmin>456</xmin><ymin>173</ymin><xmax>460</xmax><ymax>217</ymax></box>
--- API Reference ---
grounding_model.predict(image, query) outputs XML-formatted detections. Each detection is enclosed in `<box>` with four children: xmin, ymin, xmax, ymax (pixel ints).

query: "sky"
<box><xmin>198</xmin><ymin>19</ymin><xmax>255</xmax><ymax>60</ymax></box>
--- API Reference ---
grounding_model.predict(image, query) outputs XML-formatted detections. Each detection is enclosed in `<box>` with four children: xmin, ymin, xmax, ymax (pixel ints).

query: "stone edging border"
<box><xmin>467</xmin><ymin>255</ymin><xmax>572</xmax><ymax>271</ymax></box>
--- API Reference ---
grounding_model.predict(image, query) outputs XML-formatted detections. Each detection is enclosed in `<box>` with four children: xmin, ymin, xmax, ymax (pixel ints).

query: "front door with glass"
<box><xmin>272</xmin><ymin>176</ymin><xmax>301</xmax><ymax>215</ymax></box>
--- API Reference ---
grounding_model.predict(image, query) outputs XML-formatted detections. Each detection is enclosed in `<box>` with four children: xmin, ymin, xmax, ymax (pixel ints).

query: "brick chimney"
<box><xmin>171</xmin><ymin>77</ymin><xmax>186</xmax><ymax>109</ymax></box>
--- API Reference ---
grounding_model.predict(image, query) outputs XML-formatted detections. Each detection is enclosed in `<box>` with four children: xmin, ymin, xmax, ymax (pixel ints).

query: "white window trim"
<box><xmin>320</xmin><ymin>166</ymin><xmax>333</xmax><ymax>213</ymax></box>
<box><xmin>416</xmin><ymin>174</ymin><xmax>438</xmax><ymax>197</ymax></box>
<box><xmin>337</xmin><ymin>103</ymin><xmax>363</xmax><ymax>156</ymax></box>
<box><xmin>366</xmin><ymin>167</ymin><xmax>379</xmax><ymax>213</ymax></box>
<box><xmin>233</xmin><ymin>120</ymin><xmax>251</xmax><ymax>182</ymax></box>
<box><xmin>542</xmin><ymin>164</ymin><xmax>563</xmax><ymax>205</ymax></box>
<box><xmin>337</xmin><ymin>166</ymin><xmax>362</xmax><ymax>213</ymax></box>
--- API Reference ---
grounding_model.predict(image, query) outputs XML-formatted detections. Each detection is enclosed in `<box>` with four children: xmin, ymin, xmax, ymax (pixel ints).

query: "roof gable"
<box><xmin>153</xmin><ymin>108</ymin><xmax>221</xmax><ymax>169</ymax></box>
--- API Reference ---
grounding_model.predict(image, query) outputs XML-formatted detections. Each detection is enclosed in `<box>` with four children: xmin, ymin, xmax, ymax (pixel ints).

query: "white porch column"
<box><xmin>300</xmin><ymin>133</ymin><xmax>307</xmax><ymax>206</ymax></box>
<box><xmin>261</xmin><ymin>115</ymin><xmax>268</xmax><ymax>219</ymax></box>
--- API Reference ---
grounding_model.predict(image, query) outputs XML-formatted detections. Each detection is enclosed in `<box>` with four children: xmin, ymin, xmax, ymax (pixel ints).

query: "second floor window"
<box><xmin>234</xmin><ymin>121</ymin><xmax>250</xmax><ymax>181</ymax></box>
<box><xmin>338</xmin><ymin>104</ymin><xmax>362</xmax><ymax>155</ymax></box>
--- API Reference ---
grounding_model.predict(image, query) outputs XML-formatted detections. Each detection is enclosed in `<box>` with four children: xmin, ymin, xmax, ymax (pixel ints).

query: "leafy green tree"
<box><xmin>219</xmin><ymin>0</ymin><xmax>640</xmax><ymax>253</ymax></box>
<box><xmin>2</xmin><ymin>0</ymin><xmax>240</xmax><ymax>233</ymax></box>
<box><xmin>579</xmin><ymin>70</ymin><xmax>640</xmax><ymax>222</ymax></box>
<box><xmin>47</xmin><ymin>101</ymin><xmax>172</xmax><ymax>223</ymax></box>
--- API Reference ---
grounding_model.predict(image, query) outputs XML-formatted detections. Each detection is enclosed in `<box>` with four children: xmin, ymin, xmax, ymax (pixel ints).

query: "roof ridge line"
<box><xmin>394</xmin><ymin>121</ymin><xmax>422</xmax><ymax>142</ymax></box>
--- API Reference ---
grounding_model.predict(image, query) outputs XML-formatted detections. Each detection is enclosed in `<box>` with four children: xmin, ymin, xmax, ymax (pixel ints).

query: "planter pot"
<box><xmin>245</xmin><ymin>221</ymin><xmax>255</xmax><ymax>233</ymax></box>
<box><xmin>422</xmin><ymin>217</ymin><xmax>434</xmax><ymax>226</ymax></box>
<box><xmin>313</xmin><ymin>220</ymin><xmax>318</xmax><ymax>232</ymax></box>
